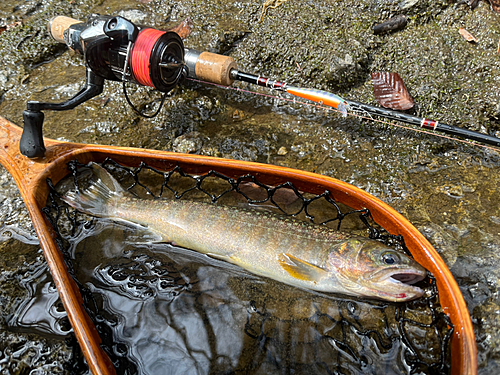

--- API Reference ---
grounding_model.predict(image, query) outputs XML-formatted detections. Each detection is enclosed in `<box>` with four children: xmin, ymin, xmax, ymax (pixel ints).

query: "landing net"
<box><xmin>43</xmin><ymin>158</ymin><xmax>453</xmax><ymax>375</ymax></box>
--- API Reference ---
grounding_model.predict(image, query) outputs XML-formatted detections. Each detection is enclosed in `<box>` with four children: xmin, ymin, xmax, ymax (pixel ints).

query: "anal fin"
<box><xmin>207</xmin><ymin>253</ymin><xmax>240</xmax><ymax>265</ymax></box>
<box><xmin>118</xmin><ymin>222</ymin><xmax>168</xmax><ymax>244</ymax></box>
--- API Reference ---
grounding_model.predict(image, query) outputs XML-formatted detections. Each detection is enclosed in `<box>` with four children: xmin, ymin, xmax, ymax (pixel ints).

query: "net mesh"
<box><xmin>42</xmin><ymin>158</ymin><xmax>453</xmax><ymax>375</ymax></box>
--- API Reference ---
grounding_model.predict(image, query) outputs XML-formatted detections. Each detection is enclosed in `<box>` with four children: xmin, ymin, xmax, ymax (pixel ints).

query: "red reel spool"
<box><xmin>131</xmin><ymin>28</ymin><xmax>165</xmax><ymax>87</ymax></box>
<box><xmin>130</xmin><ymin>28</ymin><xmax>184</xmax><ymax>92</ymax></box>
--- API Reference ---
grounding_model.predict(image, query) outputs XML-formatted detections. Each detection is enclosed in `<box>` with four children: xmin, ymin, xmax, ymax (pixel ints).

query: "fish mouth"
<box><xmin>365</xmin><ymin>266</ymin><xmax>427</xmax><ymax>302</ymax></box>
<box><xmin>372</xmin><ymin>265</ymin><xmax>427</xmax><ymax>285</ymax></box>
<box><xmin>388</xmin><ymin>268</ymin><xmax>426</xmax><ymax>285</ymax></box>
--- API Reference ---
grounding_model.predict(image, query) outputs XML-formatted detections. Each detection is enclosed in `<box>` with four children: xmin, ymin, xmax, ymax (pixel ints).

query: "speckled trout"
<box><xmin>63</xmin><ymin>163</ymin><xmax>427</xmax><ymax>302</ymax></box>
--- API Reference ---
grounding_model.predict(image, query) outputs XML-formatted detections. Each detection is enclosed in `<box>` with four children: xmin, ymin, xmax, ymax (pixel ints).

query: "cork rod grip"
<box><xmin>49</xmin><ymin>16</ymin><xmax>82</xmax><ymax>43</ymax></box>
<box><xmin>195</xmin><ymin>52</ymin><xmax>237</xmax><ymax>86</ymax></box>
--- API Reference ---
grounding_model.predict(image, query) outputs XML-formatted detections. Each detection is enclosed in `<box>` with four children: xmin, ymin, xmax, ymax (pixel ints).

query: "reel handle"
<box><xmin>20</xmin><ymin>110</ymin><xmax>45</xmax><ymax>158</ymax></box>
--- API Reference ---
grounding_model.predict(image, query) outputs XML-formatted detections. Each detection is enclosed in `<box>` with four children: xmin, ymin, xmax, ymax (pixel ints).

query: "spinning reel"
<box><xmin>21</xmin><ymin>14</ymin><xmax>236</xmax><ymax>158</ymax></box>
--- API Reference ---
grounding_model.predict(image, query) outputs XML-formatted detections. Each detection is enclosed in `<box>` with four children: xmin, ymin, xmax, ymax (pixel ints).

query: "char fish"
<box><xmin>62</xmin><ymin>163</ymin><xmax>427</xmax><ymax>302</ymax></box>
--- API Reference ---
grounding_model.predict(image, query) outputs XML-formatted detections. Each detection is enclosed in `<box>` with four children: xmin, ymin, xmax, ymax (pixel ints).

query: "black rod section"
<box><xmin>232</xmin><ymin>70</ymin><xmax>500</xmax><ymax>148</ymax></box>
<box><xmin>436</xmin><ymin>123</ymin><xmax>500</xmax><ymax>147</ymax></box>
<box><xmin>346</xmin><ymin>100</ymin><xmax>422</xmax><ymax>127</ymax></box>
<box><xmin>346</xmin><ymin>100</ymin><xmax>500</xmax><ymax>148</ymax></box>
<box><xmin>231</xmin><ymin>70</ymin><xmax>287</xmax><ymax>90</ymax></box>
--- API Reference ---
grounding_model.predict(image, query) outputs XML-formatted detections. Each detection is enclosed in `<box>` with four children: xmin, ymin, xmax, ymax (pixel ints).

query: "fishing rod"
<box><xmin>20</xmin><ymin>14</ymin><xmax>500</xmax><ymax>158</ymax></box>
<box><xmin>227</xmin><ymin>70</ymin><xmax>500</xmax><ymax>148</ymax></box>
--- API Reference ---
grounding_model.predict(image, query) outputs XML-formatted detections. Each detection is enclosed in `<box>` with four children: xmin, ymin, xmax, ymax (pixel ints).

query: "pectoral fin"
<box><xmin>278</xmin><ymin>253</ymin><xmax>327</xmax><ymax>282</ymax></box>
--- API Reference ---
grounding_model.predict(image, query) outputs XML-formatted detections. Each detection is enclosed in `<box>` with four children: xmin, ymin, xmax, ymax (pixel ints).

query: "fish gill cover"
<box><xmin>42</xmin><ymin>159</ymin><xmax>452</xmax><ymax>375</ymax></box>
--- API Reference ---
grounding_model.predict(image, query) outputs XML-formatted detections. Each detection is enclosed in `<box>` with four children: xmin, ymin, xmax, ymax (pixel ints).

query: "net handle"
<box><xmin>0</xmin><ymin>119</ymin><xmax>115</xmax><ymax>374</ymax></box>
<box><xmin>0</xmin><ymin>116</ymin><xmax>477</xmax><ymax>375</ymax></box>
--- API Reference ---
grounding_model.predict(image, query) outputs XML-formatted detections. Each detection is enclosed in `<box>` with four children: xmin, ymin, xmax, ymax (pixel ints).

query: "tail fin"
<box><xmin>62</xmin><ymin>162</ymin><xmax>126</xmax><ymax>217</ymax></box>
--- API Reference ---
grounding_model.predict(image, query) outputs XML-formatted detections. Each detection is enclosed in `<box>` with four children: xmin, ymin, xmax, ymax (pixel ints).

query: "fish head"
<box><xmin>327</xmin><ymin>238</ymin><xmax>427</xmax><ymax>302</ymax></box>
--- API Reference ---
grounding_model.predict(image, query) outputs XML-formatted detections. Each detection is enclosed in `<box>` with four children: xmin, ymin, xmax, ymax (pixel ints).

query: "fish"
<box><xmin>62</xmin><ymin>163</ymin><xmax>427</xmax><ymax>302</ymax></box>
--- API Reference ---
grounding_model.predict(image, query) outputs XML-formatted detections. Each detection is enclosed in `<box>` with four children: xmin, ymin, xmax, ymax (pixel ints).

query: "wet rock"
<box><xmin>0</xmin><ymin>239</ymin><xmax>84</xmax><ymax>373</ymax></box>
<box><xmin>418</xmin><ymin>223</ymin><xmax>458</xmax><ymax>267</ymax></box>
<box><xmin>401</xmin><ymin>0</ymin><xmax>420</xmax><ymax>10</ymax></box>
<box><xmin>79</xmin><ymin>121</ymin><xmax>120</xmax><ymax>136</ymax></box>
<box><xmin>369</xmin><ymin>2</ymin><xmax>500</xmax><ymax>134</ymax></box>
<box><xmin>172</xmin><ymin>131</ymin><xmax>203</xmax><ymax>153</ymax></box>
<box><xmin>473</xmin><ymin>297</ymin><xmax>500</xmax><ymax>368</ymax></box>
<box><xmin>118</xmin><ymin>9</ymin><xmax>149</xmax><ymax>24</ymax></box>
<box><xmin>373</xmin><ymin>14</ymin><xmax>408</xmax><ymax>35</ymax></box>
<box><xmin>0</xmin><ymin>67</ymin><xmax>16</xmax><ymax>94</ymax></box>
<box><xmin>220</xmin><ymin>138</ymin><xmax>259</xmax><ymax>162</ymax></box>
<box><xmin>52</xmin><ymin>82</ymin><xmax>82</xmax><ymax>100</ymax></box>
<box><xmin>490</xmin><ymin>216</ymin><xmax>500</xmax><ymax>225</ymax></box>
<box><xmin>207</xmin><ymin>30</ymin><xmax>249</xmax><ymax>55</ymax></box>
<box><xmin>231</xmin><ymin>2</ymin><xmax>370</xmax><ymax>92</ymax></box>
<box><xmin>0</xmin><ymin>331</ymin><xmax>75</xmax><ymax>374</ymax></box>
<box><xmin>193</xmin><ymin>95</ymin><xmax>219</xmax><ymax>121</ymax></box>
<box><xmin>0</xmin><ymin>167</ymin><xmax>37</xmax><ymax>244</ymax></box>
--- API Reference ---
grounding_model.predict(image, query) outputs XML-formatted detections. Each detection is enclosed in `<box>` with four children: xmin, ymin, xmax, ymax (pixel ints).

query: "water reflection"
<box><xmin>64</xmin><ymin>218</ymin><xmax>448</xmax><ymax>375</ymax></box>
<box><xmin>9</xmin><ymin>258</ymin><xmax>70</xmax><ymax>337</ymax></box>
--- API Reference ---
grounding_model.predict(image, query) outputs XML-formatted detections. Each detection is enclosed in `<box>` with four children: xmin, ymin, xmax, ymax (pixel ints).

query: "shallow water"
<box><xmin>43</xmin><ymin>163</ymin><xmax>450</xmax><ymax>375</ymax></box>
<box><xmin>70</xmin><ymin>236</ymin><xmax>438</xmax><ymax>374</ymax></box>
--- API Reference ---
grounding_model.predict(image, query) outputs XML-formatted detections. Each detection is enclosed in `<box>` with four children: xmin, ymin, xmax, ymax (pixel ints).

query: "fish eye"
<box><xmin>381</xmin><ymin>252</ymin><xmax>399</xmax><ymax>265</ymax></box>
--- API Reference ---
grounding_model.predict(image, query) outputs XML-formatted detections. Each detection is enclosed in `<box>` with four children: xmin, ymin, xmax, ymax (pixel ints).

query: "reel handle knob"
<box><xmin>20</xmin><ymin>110</ymin><xmax>46</xmax><ymax>158</ymax></box>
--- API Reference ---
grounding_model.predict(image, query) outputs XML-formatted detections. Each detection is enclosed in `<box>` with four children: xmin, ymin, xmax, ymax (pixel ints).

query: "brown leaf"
<box><xmin>371</xmin><ymin>72</ymin><xmax>414</xmax><ymax>111</ymax></box>
<box><xmin>489</xmin><ymin>0</ymin><xmax>500</xmax><ymax>13</ymax></box>
<box><xmin>0</xmin><ymin>21</ymin><xmax>21</xmax><ymax>35</ymax></box>
<box><xmin>167</xmin><ymin>17</ymin><xmax>193</xmax><ymax>39</ymax></box>
<box><xmin>459</xmin><ymin>27</ymin><xmax>478</xmax><ymax>43</ymax></box>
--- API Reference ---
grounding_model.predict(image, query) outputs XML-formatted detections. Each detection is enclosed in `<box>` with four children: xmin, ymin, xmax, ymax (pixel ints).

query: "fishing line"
<box><xmin>122</xmin><ymin>80</ymin><xmax>167</xmax><ymax>119</ymax></box>
<box><xmin>123</xmin><ymin>28</ymin><xmax>172</xmax><ymax>118</ymax></box>
<box><xmin>186</xmin><ymin>77</ymin><xmax>500</xmax><ymax>153</ymax></box>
